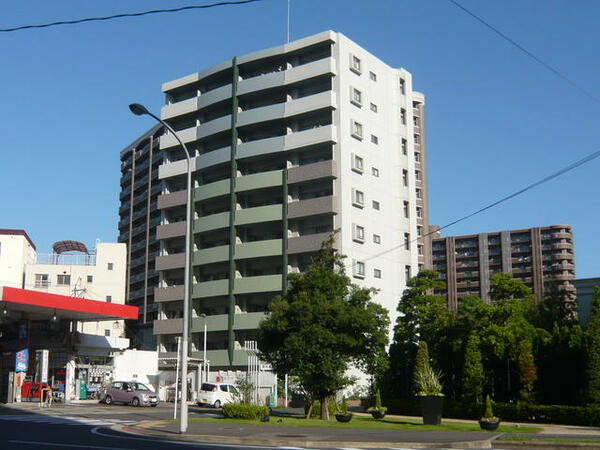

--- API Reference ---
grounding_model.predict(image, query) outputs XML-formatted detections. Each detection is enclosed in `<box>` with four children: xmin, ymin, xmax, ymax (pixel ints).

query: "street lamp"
<box><xmin>129</xmin><ymin>103</ymin><xmax>193</xmax><ymax>433</ymax></box>
<box><xmin>200</xmin><ymin>313</ymin><xmax>207</xmax><ymax>382</ymax></box>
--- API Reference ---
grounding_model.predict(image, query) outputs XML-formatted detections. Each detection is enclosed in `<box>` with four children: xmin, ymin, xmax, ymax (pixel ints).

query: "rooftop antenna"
<box><xmin>286</xmin><ymin>0</ymin><xmax>290</xmax><ymax>43</ymax></box>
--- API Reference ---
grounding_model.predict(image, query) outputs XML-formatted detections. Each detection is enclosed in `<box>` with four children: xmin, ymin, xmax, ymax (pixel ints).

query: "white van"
<box><xmin>197</xmin><ymin>382</ymin><xmax>238</xmax><ymax>408</ymax></box>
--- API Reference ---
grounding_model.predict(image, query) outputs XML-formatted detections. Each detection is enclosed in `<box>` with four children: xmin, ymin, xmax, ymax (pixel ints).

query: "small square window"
<box><xmin>104</xmin><ymin>329</ymin><xmax>110</xmax><ymax>337</ymax></box>
<box><xmin>350</xmin><ymin>54</ymin><xmax>362</xmax><ymax>74</ymax></box>
<box><xmin>353</xmin><ymin>224</ymin><xmax>365</xmax><ymax>243</ymax></box>
<box><xmin>372</xmin><ymin>200</ymin><xmax>380</xmax><ymax>210</ymax></box>
<box><xmin>415</xmin><ymin>170</ymin><xmax>421</xmax><ymax>181</ymax></box>
<box><xmin>57</xmin><ymin>274</ymin><xmax>71</xmax><ymax>286</ymax></box>
<box><xmin>405</xmin><ymin>265</ymin><xmax>412</xmax><ymax>280</ymax></box>
<box><xmin>351</xmin><ymin>153</ymin><xmax>364</xmax><ymax>173</ymax></box>
<box><xmin>351</xmin><ymin>120</ymin><xmax>363</xmax><ymax>140</ymax></box>
<box><xmin>399</xmin><ymin>78</ymin><xmax>406</xmax><ymax>95</ymax></box>
<box><xmin>369</xmin><ymin>71</ymin><xmax>377</xmax><ymax>81</ymax></box>
<box><xmin>108</xmin><ymin>263</ymin><xmax>114</xmax><ymax>271</ymax></box>
<box><xmin>415</xmin><ymin>152</ymin><xmax>421</xmax><ymax>162</ymax></box>
<box><xmin>402</xmin><ymin>169</ymin><xmax>409</xmax><ymax>187</ymax></box>
<box><xmin>414</xmin><ymin>134</ymin><xmax>420</xmax><ymax>145</ymax></box>
<box><xmin>374</xmin><ymin>269</ymin><xmax>382</xmax><ymax>279</ymax></box>
<box><xmin>416</xmin><ymin>188</ymin><xmax>422</xmax><ymax>199</ymax></box>
<box><xmin>403</xmin><ymin>201</ymin><xmax>409</xmax><ymax>218</ymax></box>
<box><xmin>417</xmin><ymin>225</ymin><xmax>423</xmax><ymax>237</ymax></box>
<box><xmin>35</xmin><ymin>274</ymin><xmax>49</xmax><ymax>288</ymax></box>
<box><xmin>402</xmin><ymin>138</ymin><xmax>408</xmax><ymax>155</ymax></box>
<box><xmin>413</xmin><ymin>116</ymin><xmax>420</xmax><ymax>127</ymax></box>
<box><xmin>106</xmin><ymin>295</ymin><xmax>112</xmax><ymax>303</ymax></box>
<box><xmin>373</xmin><ymin>234</ymin><xmax>381</xmax><ymax>244</ymax></box>
<box><xmin>87</xmin><ymin>275</ymin><xmax>93</xmax><ymax>283</ymax></box>
<box><xmin>370</xmin><ymin>134</ymin><xmax>379</xmax><ymax>145</ymax></box>
<box><xmin>404</xmin><ymin>233</ymin><xmax>411</xmax><ymax>250</ymax></box>
<box><xmin>418</xmin><ymin>245</ymin><xmax>424</xmax><ymax>256</ymax></box>
<box><xmin>350</xmin><ymin>87</ymin><xmax>362</xmax><ymax>107</ymax></box>
<box><xmin>352</xmin><ymin>189</ymin><xmax>365</xmax><ymax>208</ymax></box>
<box><xmin>370</xmin><ymin>103</ymin><xmax>378</xmax><ymax>113</ymax></box>
<box><xmin>400</xmin><ymin>108</ymin><xmax>407</xmax><ymax>125</ymax></box>
<box><xmin>371</xmin><ymin>167</ymin><xmax>379</xmax><ymax>177</ymax></box>
<box><xmin>416</xmin><ymin>207</ymin><xmax>423</xmax><ymax>218</ymax></box>
<box><xmin>353</xmin><ymin>260</ymin><xmax>366</xmax><ymax>278</ymax></box>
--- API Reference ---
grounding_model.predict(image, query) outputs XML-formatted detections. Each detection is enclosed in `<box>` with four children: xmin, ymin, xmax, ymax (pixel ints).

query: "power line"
<box><xmin>448</xmin><ymin>0</ymin><xmax>600</xmax><ymax>105</ymax></box>
<box><xmin>347</xmin><ymin>147</ymin><xmax>600</xmax><ymax>268</ymax></box>
<box><xmin>0</xmin><ymin>0</ymin><xmax>263</xmax><ymax>33</ymax></box>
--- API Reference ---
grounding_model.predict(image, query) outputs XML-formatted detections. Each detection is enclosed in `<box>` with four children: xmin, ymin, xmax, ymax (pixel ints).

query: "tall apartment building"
<box><xmin>118</xmin><ymin>125</ymin><xmax>164</xmax><ymax>349</ymax></box>
<box><xmin>152</xmin><ymin>31</ymin><xmax>430</xmax><ymax>374</ymax></box>
<box><xmin>431</xmin><ymin>225</ymin><xmax>576</xmax><ymax>309</ymax></box>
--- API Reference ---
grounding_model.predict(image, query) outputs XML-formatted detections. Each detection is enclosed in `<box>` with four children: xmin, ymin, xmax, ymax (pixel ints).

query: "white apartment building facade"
<box><xmin>153</xmin><ymin>31</ymin><xmax>431</xmax><ymax>373</ymax></box>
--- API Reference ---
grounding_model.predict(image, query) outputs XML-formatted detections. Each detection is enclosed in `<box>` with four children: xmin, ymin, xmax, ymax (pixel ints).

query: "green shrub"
<box><xmin>367</xmin><ymin>388</ymin><xmax>387</xmax><ymax>414</ymax></box>
<box><xmin>222</xmin><ymin>403</ymin><xmax>270</xmax><ymax>420</ymax></box>
<box><xmin>338</xmin><ymin>397</ymin><xmax>349</xmax><ymax>414</ymax></box>
<box><xmin>306</xmin><ymin>397</ymin><xmax>339</xmax><ymax>418</ymax></box>
<box><xmin>482</xmin><ymin>395</ymin><xmax>498</xmax><ymax>421</ymax></box>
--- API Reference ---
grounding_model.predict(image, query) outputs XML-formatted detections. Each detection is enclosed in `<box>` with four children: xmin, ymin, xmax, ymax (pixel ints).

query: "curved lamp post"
<box><xmin>129</xmin><ymin>103</ymin><xmax>193</xmax><ymax>433</ymax></box>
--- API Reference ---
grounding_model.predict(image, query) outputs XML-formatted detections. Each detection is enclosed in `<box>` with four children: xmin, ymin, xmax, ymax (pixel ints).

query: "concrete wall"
<box><xmin>0</xmin><ymin>233</ymin><xmax>36</xmax><ymax>288</ymax></box>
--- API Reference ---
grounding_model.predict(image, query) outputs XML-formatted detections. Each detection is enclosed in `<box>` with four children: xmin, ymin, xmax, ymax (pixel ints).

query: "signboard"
<box><xmin>37</xmin><ymin>349</ymin><xmax>49</xmax><ymax>383</ymax></box>
<box><xmin>15</xmin><ymin>349</ymin><xmax>28</xmax><ymax>373</ymax></box>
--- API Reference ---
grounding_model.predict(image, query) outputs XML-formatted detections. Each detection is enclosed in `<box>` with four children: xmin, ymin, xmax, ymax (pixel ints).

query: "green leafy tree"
<box><xmin>586</xmin><ymin>286</ymin><xmax>600</xmax><ymax>404</ymax></box>
<box><xmin>462</xmin><ymin>334</ymin><xmax>484</xmax><ymax>403</ymax></box>
<box><xmin>257</xmin><ymin>235</ymin><xmax>390</xmax><ymax>420</ymax></box>
<box><xmin>517</xmin><ymin>339</ymin><xmax>537</xmax><ymax>403</ymax></box>
<box><xmin>489</xmin><ymin>273</ymin><xmax>534</xmax><ymax>302</ymax></box>
<box><xmin>414</xmin><ymin>341</ymin><xmax>430</xmax><ymax>389</ymax></box>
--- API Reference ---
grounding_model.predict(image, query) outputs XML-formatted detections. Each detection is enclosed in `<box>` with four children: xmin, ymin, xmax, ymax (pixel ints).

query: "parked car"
<box><xmin>103</xmin><ymin>381</ymin><xmax>159</xmax><ymax>407</ymax></box>
<box><xmin>197</xmin><ymin>382</ymin><xmax>238</xmax><ymax>408</ymax></box>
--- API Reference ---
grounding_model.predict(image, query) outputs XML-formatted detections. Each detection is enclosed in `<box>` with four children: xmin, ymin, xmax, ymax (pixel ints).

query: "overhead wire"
<box><xmin>448</xmin><ymin>0</ymin><xmax>600</xmax><ymax>105</ymax></box>
<box><xmin>0</xmin><ymin>0</ymin><xmax>263</xmax><ymax>33</ymax></box>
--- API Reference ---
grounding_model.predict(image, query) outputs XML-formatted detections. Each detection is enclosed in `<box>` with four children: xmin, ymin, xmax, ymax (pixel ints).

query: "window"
<box><xmin>35</xmin><ymin>274</ymin><xmax>49</xmax><ymax>288</ymax></box>
<box><xmin>104</xmin><ymin>329</ymin><xmax>110</xmax><ymax>337</ymax></box>
<box><xmin>57</xmin><ymin>274</ymin><xmax>71</xmax><ymax>286</ymax></box>
<box><xmin>352</xmin><ymin>189</ymin><xmax>364</xmax><ymax>208</ymax></box>
<box><xmin>353</xmin><ymin>260</ymin><xmax>366</xmax><ymax>278</ymax></box>
<box><xmin>402</xmin><ymin>169</ymin><xmax>408</xmax><ymax>187</ymax></box>
<box><xmin>87</xmin><ymin>275</ymin><xmax>93</xmax><ymax>283</ymax></box>
<box><xmin>352</xmin><ymin>224</ymin><xmax>365</xmax><ymax>243</ymax></box>
<box><xmin>418</xmin><ymin>245</ymin><xmax>424</xmax><ymax>256</ymax></box>
<box><xmin>417</xmin><ymin>225</ymin><xmax>423</xmax><ymax>237</ymax></box>
<box><xmin>351</xmin><ymin>120</ymin><xmax>363</xmax><ymax>140</ymax></box>
<box><xmin>351</xmin><ymin>153</ymin><xmax>364</xmax><ymax>173</ymax></box>
<box><xmin>414</xmin><ymin>134</ymin><xmax>420</xmax><ymax>144</ymax></box>
<box><xmin>373</xmin><ymin>234</ymin><xmax>381</xmax><ymax>244</ymax></box>
<box><xmin>372</xmin><ymin>200</ymin><xmax>380</xmax><ymax>210</ymax></box>
<box><xmin>371</xmin><ymin>167</ymin><xmax>379</xmax><ymax>177</ymax></box>
<box><xmin>106</xmin><ymin>295</ymin><xmax>112</xmax><ymax>303</ymax></box>
<box><xmin>404</xmin><ymin>232</ymin><xmax>411</xmax><ymax>250</ymax></box>
<box><xmin>415</xmin><ymin>170</ymin><xmax>421</xmax><ymax>181</ymax></box>
<box><xmin>374</xmin><ymin>269</ymin><xmax>382</xmax><ymax>279</ymax></box>
<box><xmin>220</xmin><ymin>384</ymin><xmax>229</xmax><ymax>392</ymax></box>
<box><xmin>418</xmin><ymin>263</ymin><xmax>424</xmax><ymax>272</ymax></box>
<box><xmin>405</xmin><ymin>265</ymin><xmax>412</xmax><ymax>280</ymax></box>
<box><xmin>416</xmin><ymin>206</ymin><xmax>423</xmax><ymax>218</ymax></box>
<box><xmin>416</xmin><ymin>188</ymin><xmax>422</xmax><ymax>199</ymax></box>
<box><xmin>370</xmin><ymin>134</ymin><xmax>379</xmax><ymax>145</ymax></box>
<box><xmin>403</xmin><ymin>201</ymin><xmax>409</xmax><ymax>218</ymax></box>
<box><xmin>415</xmin><ymin>152</ymin><xmax>421</xmax><ymax>162</ymax></box>
<box><xmin>399</xmin><ymin>78</ymin><xmax>406</xmax><ymax>94</ymax></box>
<box><xmin>400</xmin><ymin>108</ymin><xmax>407</xmax><ymax>125</ymax></box>
<box><xmin>370</xmin><ymin>102</ymin><xmax>378</xmax><ymax>113</ymax></box>
<box><xmin>350</xmin><ymin>54</ymin><xmax>361</xmax><ymax>74</ymax></box>
<box><xmin>350</xmin><ymin>87</ymin><xmax>362</xmax><ymax>107</ymax></box>
<box><xmin>402</xmin><ymin>138</ymin><xmax>407</xmax><ymax>155</ymax></box>
<box><xmin>369</xmin><ymin>71</ymin><xmax>377</xmax><ymax>81</ymax></box>
<box><xmin>107</xmin><ymin>262</ymin><xmax>114</xmax><ymax>271</ymax></box>
<box><xmin>413</xmin><ymin>116</ymin><xmax>420</xmax><ymax>127</ymax></box>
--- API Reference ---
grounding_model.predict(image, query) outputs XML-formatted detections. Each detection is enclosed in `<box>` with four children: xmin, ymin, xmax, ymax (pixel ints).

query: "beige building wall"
<box><xmin>0</xmin><ymin>232</ymin><xmax>36</xmax><ymax>289</ymax></box>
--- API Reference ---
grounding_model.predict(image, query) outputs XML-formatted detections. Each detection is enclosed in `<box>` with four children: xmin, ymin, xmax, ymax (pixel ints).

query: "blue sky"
<box><xmin>1</xmin><ymin>0</ymin><xmax>598</xmax><ymax>278</ymax></box>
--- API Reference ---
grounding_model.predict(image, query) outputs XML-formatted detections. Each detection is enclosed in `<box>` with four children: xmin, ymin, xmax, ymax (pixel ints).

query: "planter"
<box><xmin>419</xmin><ymin>395</ymin><xmax>444</xmax><ymax>425</ymax></box>
<box><xmin>335</xmin><ymin>413</ymin><xmax>353</xmax><ymax>423</ymax></box>
<box><xmin>479</xmin><ymin>420</ymin><xmax>501</xmax><ymax>431</ymax></box>
<box><xmin>370</xmin><ymin>410</ymin><xmax>386</xmax><ymax>419</ymax></box>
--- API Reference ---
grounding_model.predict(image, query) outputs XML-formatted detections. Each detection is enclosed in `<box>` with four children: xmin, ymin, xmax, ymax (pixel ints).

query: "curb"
<box><xmin>493</xmin><ymin>441</ymin><xmax>600</xmax><ymax>449</ymax></box>
<box><xmin>112</xmin><ymin>422</ymin><xmax>497</xmax><ymax>449</ymax></box>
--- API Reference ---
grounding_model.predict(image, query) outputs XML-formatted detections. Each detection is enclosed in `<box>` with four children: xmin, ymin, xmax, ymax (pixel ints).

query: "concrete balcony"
<box><xmin>159</xmin><ymin>146</ymin><xmax>231</xmax><ymax>180</ymax></box>
<box><xmin>77</xmin><ymin>334</ymin><xmax>130</xmax><ymax>352</ymax></box>
<box><xmin>194</xmin><ymin>212</ymin><xmax>230</xmax><ymax>233</ymax></box>
<box><xmin>236</xmin><ymin>239</ymin><xmax>282</xmax><ymax>260</ymax></box>
<box><xmin>287</xmin><ymin>160</ymin><xmax>336</xmax><ymax>184</ymax></box>
<box><xmin>234</xmin><ymin>274</ymin><xmax>282</xmax><ymax>294</ymax></box>
<box><xmin>235</xmin><ymin>204</ymin><xmax>282</xmax><ymax>225</ymax></box>
<box><xmin>157</xmin><ymin>190</ymin><xmax>187</xmax><ymax>209</ymax></box>
<box><xmin>161</xmin><ymin>84</ymin><xmax>231</xmax><ymax>120</ymax></box>
<box><xmin>193</xmin><ymin>279</ymin><xmax>229</xmax><ymax>298</ymax></box>
<box><xmin>552</xmin><ymin>242</ymin><xmax>573</xmax><ymax>250</ymax></box>
<box><xmin>193</xmin><ymin>245</ymin><xmax>229</xmax><ymax>266</ymax></box>
<box><xmin>159</xmin><ymin>126</ymin><xmax>197</xmax><ymax>150</ymax></box>
<box><xmin>156</xmin><ymin>222</ymin><xmax>186</xmax><ymax>240</ymax></box>
<box><xmin>288</xmin><ymin>232</ymin><xmax>330</xmax><ymax>254</ymax></box>
<box><xmin>155</xmin><ymin>253</ymin><xmax>186</xmax><ymax>271</ymax></box>
<box><xmin>190</xmin><ymin>312</ymin><xmax>266</xmax><ymax>333</ymax></box>
<box><xmin>237</xmin><ymin>125</ymin><xmax>337</xmax><ymax>161</ymax></box>
<box><xmin>190</xmin><ymin>349</ymin><xmax>248</xmax><ymax>367</ymax></box>
<box><xmin>288</xmin><ymin>195</ymin><xmax>338</xmax><ymax>219</ymax></box>
<box><xmin>235</xmin><ymin>170</ymin><xmax>283</xmax><ymax>193</ymax></box>
<box><xmin>195</xmin><ymin>179</ymin><xmax>229</xmax><ymax>202</ymax></box>
<box><xmin>551</xmin><ymin>232</ymin><xmax>572</xmax><ymax>239</ymax></box>
<box><xmin>553</xmin><ymin>273</ymin><xmax>574</xmax><ymax>281</ymax></box>
<box><xmin>154</xmin><ymin>285</ymin><xmax>184</xmax><ymax>303</ymax></box>
<box><xmin>153</xmin><ymin>318</ymin><xmax>183</xmax><ymax>335</ymax></box>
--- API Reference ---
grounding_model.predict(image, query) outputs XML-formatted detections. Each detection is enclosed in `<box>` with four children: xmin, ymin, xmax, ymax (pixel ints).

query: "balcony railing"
<box><xmin>35</xmin><ymin>253</ymin><xmax>96</xmax><ymax>266</ymax></box>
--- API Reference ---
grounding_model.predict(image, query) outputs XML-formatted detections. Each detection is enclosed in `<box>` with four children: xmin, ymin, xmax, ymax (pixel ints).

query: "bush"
<box><xmin>305</xmin><ymin>397</ymin><xmax>339</xmax><ymax>418</ymax></box>
<box><xmin>222</xmin><ymin>403</ymin><xmax>270</xmax><ymax>420</ymax></box>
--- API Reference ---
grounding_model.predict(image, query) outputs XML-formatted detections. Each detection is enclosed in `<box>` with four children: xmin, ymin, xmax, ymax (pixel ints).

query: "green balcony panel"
<box><xmin>234</xmin><ymin>274</ymin><xmax>282</xmax><ymax>294</ymax></box>
<box><xmin>233</xmin><ymin>311</ymin><xmax>267</xmax><ymax>330</ymax></box>
<box><xmin>235</xmin><ymin>204</ymin><xmax>282</xmax><ymax>226</ymax></box>
<box><xmin>235</xmin><ymin>239</ymin><xmax>282</xmax><ymax>260</ymax></box>
<box><xmin>190</xmin><ymin>349</ymin><xmax>248</xmax><ymax>367</ymax></box>
<box><xmin>235</xmin><ymin>170</ymin><xmax>283</xmax><ymax>193</ymax></box>
<box><xmin>193</xmin><ymin>246</ymin><xmax>229</xmax><ymax>266</ymax></box>
<box><xmin>193</xmin><ymin>279</ymin><xmax>229</xmax><ymax>298</ymax></box>
<box><xmin>191</xmin><ymin>314</ymin><xmax>228</xmax><ymax>333</ymax></box>
<box><xmin>195</xmin><ymin>179</ymin><xmax>230</xmax><ymax>202</ymax></box>
<box><xmin>194</xmin><ymin>212</ymin><xmax>230</xmax><ymax>233</ymax></box>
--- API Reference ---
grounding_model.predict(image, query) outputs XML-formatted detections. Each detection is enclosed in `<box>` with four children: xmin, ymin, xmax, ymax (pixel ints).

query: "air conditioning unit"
<box><xmin>216</xmin><ymin>376</ymin><xmax>223</xmax><ymax>382</ymax></box>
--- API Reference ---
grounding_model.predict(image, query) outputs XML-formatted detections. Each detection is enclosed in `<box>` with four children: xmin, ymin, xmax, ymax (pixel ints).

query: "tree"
<box><xmin>257</xmin><ymin>235</ymin><xmax>390</xmax><ymax>420</ymax></box>
<box><xmin>517</xmin><ymin>339</ymin><xmax>537</xmax><ymax>403</ymax></box>
<box><xmin>586</xmin><ymin>286</ymin><xmax>600</xmax><ymax>404</ymax></box>
<box><xmin>462</xmin><ymin>334</ymin><xmax>484</xmax><ymax>403</ymax></box>
<box><xmin>414</xmin><ymin>341</ymin><xmax>430</xmax><ymax>394</ymax></box>
<box><xmin>489</xmin><ymin>273</ymin><xmax>534</xmax><ymax>302</ymax></box>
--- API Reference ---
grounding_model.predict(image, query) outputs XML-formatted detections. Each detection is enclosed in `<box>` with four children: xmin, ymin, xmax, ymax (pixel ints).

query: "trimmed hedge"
<box><xmin>222</xmin><ymin>403</ymin><xmax>270</xmax><ymax>420</ymax></box>
<box><xmin>386</xmin><ymin>398</ymin><xmax>600</xmax><ymax>427</ymax></box>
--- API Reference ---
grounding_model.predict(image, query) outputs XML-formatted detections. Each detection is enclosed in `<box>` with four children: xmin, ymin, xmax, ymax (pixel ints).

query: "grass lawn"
<box><xmin>187</xmin><ymin>414</ymin><xmax>541</xmax><ymax>433</ymax></box>
<box><xmin>499</xmin><ymin>436</ymin><xmax>600</xmax><ymax>443</ymax></box>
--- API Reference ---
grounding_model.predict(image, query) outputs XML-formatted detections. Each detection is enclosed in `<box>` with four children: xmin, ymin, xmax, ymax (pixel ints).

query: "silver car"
<box><xmin>103</xmin><ymin>381</ymin><xmax>158</xmax><ymax>407</ymax></box>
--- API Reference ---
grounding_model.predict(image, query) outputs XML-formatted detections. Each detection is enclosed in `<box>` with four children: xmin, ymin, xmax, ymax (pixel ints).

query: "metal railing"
<box><xmin>35</xmin><ymin>253</ymin><xmax>96</xmax><ymax>266</ymax></box>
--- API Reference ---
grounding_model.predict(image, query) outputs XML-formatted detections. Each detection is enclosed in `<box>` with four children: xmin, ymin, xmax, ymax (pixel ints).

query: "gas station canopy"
<box><xmin>0</xmin><ymin>286</ymin><xmax>138</xmax><ymax>321</ymax></box>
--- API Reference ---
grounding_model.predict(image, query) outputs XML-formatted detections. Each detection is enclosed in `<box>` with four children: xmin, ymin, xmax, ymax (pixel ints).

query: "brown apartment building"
<box><xmin>431</xmin><ymin>225</ymin><xmax>576</xmax><ymax>310</ymax></box>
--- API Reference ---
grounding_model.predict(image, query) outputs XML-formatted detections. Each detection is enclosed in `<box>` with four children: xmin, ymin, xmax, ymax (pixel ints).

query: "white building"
<box><xmin>151</xmin><ymin>30</ymin><xmax>431</xmax><ymax>380</ymax></box>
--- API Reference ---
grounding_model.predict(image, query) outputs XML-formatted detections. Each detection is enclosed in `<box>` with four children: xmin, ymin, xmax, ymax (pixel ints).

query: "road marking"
<box><xmin>8</xmin><ymin>440</ymin><xmax>133</xmax><ymax>449</ymax></box>
<box><xmin>0</xmin><ymin>414</ymin><xmax>136</xmax><ymax>426</ymax></box>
